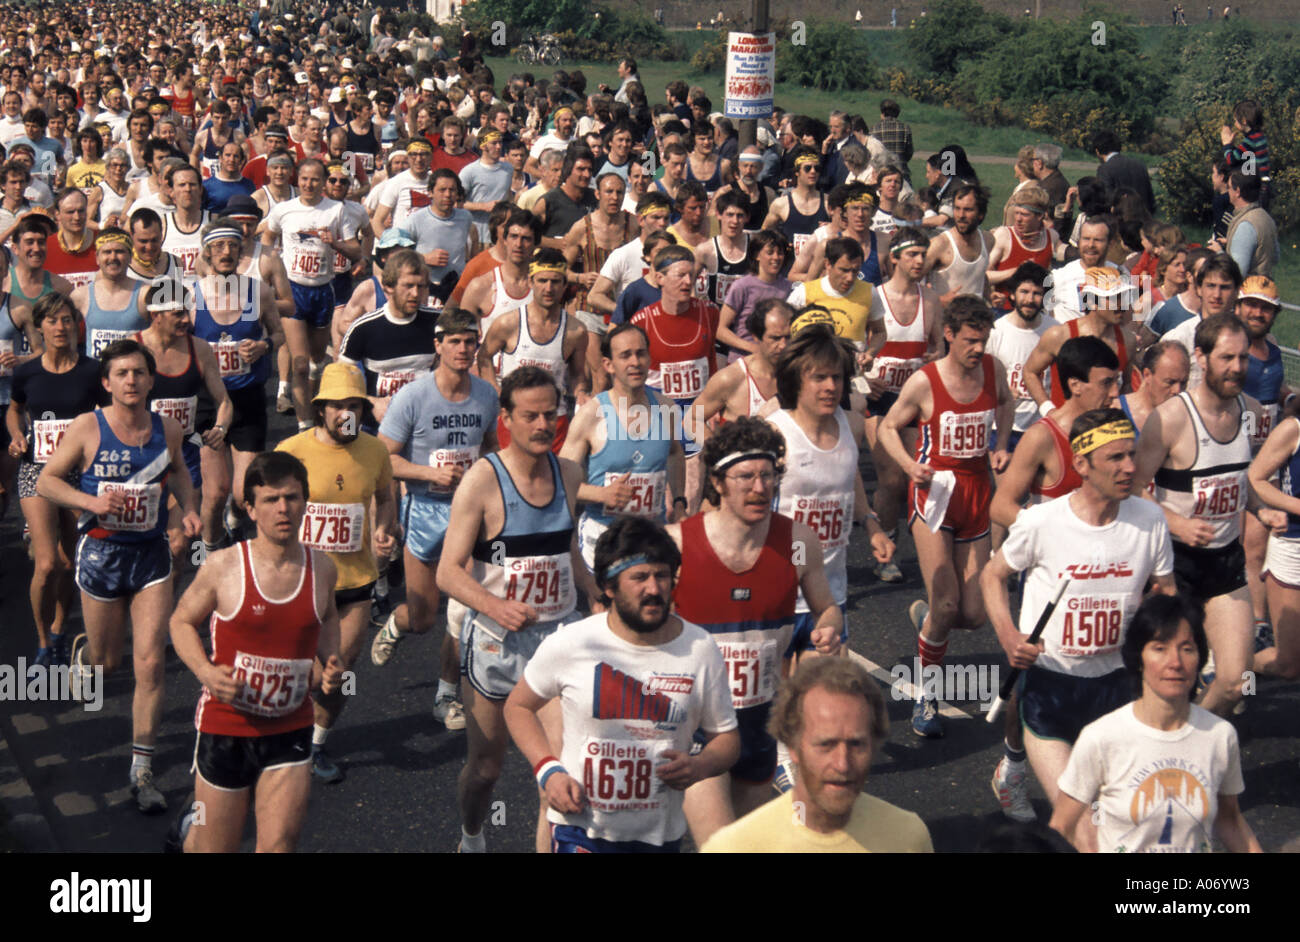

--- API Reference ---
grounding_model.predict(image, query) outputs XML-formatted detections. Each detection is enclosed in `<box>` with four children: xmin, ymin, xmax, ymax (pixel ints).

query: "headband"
<box><xmin>147</xmin><ymin>299</ymin><xmax>186</xmax><ymax>312</ymax></box>
<box><xmin>201</xmin><ymin>226</ymin><xmax>243</xmax><ymax>245</ymax></box>
<box><xmin>553</xmin><ymin>106</ymin><xmax>574</xmax><ymax>120</ymax></box>
<box><xmin>793</xmin><ymin>153</ymin><xmax>819</xmax><ymax>168</ymax></box>
<box><xmin>406</xmin><ymin>139</ymin><xmax>433</xmax><ymax>154</ymax></box>
<box><xmin>325</xmin><ymin>162</ymin><xmax>348</xmax><ymax>175</ymax></box>
<box><xmin>891</xmin><ymin>237</ymin><xmax>925</xmax><ymax>255</ymax></box>
<box><xmin>478</xmin><ymin>129</ymin><xmax>502</xmax><ymax>145</ymax></box>
<box><xmin>388</xmin><ymin>148</ymin><xmax>408</xmax><ymax>160</ymax></box>
<box><xmin>711</xmin><ymin>450</ymin><xmax>777</xmax><ymax>474</ymax></box>
<box><xmin>602</xmin><ymin>554</ymin><xmax>651</xmax><ymax>582</ymax></box>
<box><xmin>653</xmin><ymin>252</ymin><xmax>691</xmax><ymax>273</ymax></box>
<box><xmin>267</xmin><ymin>152</ymin><xmax>294</xmax><ymax>167</ymax></box>
<box><xmin>529</xmin><ymin>261</ymin><xmax>566</xmax><ymax>276</ymax></box>
<box><xmin>738</xmin><ymin>152</ymin><xmax>763</xmax><ymax>163</ymax></box>
<box><xmin>95</xmin><ymin>231</ymin><xmax>131</xmax><ymax>249</ymax></box>
<box><xmin>1070</xmin><ymin>420</ymin><xmax>1136</xmax><ymax>457</ymax></box>
<box><xmin>639</xmin><ymin>203</ymin><xmax>669</xmax><ymax>217</ymax></box>
<box><xmin>844</xmin><ymin>192</ymin><xmax>877</xmax><ymax>207</ymax></box>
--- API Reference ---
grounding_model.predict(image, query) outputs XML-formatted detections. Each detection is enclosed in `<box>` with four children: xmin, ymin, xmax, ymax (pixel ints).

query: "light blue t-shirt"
<box><xmin>457</xmin><ymin>159</ymin><xmax>514</xmax><ymax>240</ymax></box>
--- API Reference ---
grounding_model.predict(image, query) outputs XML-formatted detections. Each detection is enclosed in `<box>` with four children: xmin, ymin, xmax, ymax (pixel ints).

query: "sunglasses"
<box><xmin>327</xmin><ymin>177</ymin><xmax>348</xmax><ymax>184</ymax></box>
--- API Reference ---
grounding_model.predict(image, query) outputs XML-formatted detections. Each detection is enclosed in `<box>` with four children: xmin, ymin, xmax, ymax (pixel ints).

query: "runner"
<box><xmin>126</xmin><ymin>206</ymin><xmax>186</xmax><ymax>293</ymax></box>
<box><xmin>715</xmin><ymin>229</ymin><xmax>792</xmax><ymax>362</ymax></box>
<box><xmin>584</xmin><ymin>191</ymin><xmax>673</xmax><ymax>319</ymax></box>
<box><xmin>986</xmin><ymin>185</ymin><xmax>1062</xmax><ymax>310</ymax></box>
<box><xmin>1159</xmin><ymin>254</ymin><xmax>1242</xmax><ymax>388</ymax></box>
<box><xmin>693</xmin><ymin>190</ymin><xmax>750</xmax><ymax>311</ymax></box>
<box><xmin>801</xmin><ymin>184</ymin><xmax>892</xmax><ymax>286</ymax></box>
<box><xmin>1041</xmin><ymin>215</ymin><xmax>1119</xmax><ymax>324</ymax></box>
<box><xmin>264</xmin><ymin>158</ymin><xmax>362</xmax><ymax>430</ymax></box>
<box><xmin>478</xmin><ymin>248</ymin><xmax>589</xmax><ymax>451</ymax></box>
<box><xmin>251</xmin><ymin>152</ymin><xmax>298</xmax><ymax>218</ymax></box>
<box><xmin>372</xmin><ymin>307</ymin><xmax>498</xmax><ymax>738</ymax></box>
<box><xmin>276</xmin><ymin>363</ymin><xmax>396</xmax><ymax>782</ymax></box>
<box><xmin>165</xmin><ymin>450</ymin><xmax>343</xmax><ymax>852</ymax></box>
<box><xmin>159</xmin><ymin>163</ymin><xmax>210</xmax><ymax>285</ymax></box>
<box><xmin>687</xmin><ymin>298</ymin><xmax>791</xmax><ymax>443</ymax></box>
<box><xmin>406</xmin><ymin>168</ymin><xmax>477</xmax><ymax>307</ymax></box>
<box><xmin>877</xmin><ymin>296</ymin><xmax>1015</xmax><ymax>737</ymax></box>
<box><xmin>37</xmin><ymin>338</ymin><xmax>202</xmax><ymax>813</ymax></box>
<box><xmin>535</xmin><ymin>147</ymin><xmax>597</xmax><ymax>250</ymax></box>
<box><xmin>371</xmin><ymin>135</ymin><xmax>433</xmax><ymax>234</ymax></box>
<box><xmin>6</xmin><ymin>292</ymin><xmax>101</xmax><ymax>666</ymax></box>
<box><xmin>434</xmin><ymin>365</ymin><xmax>596</xmax><ymax>852</ymax></box>
<box><xmin>504</xmin><ymin>515</ymin><xmax>739</xmax><ymax>853</ymax></box>
<box><xmin>72</xmin><ymin>227</ymin><xmax>148</xmax><ymax>359</ymax></box>
<box><xmin>1247</xmin><ymin>407</ymin><xmax>1300</xmax><ymax>682</ymax></box>
<box><xmin>190</xmin><ymin>219</ymin><xmax>281</xmax><ymax>548</ymax></box>
<box><xmin>762</xmin><ymin>147</ymin><xmax>829</xmax><ymax>267</ymax></box>
<box><xmin>459</xmin><ymin>208</ymin><xmax>538</xmax><ymax>353</ymax></box>
<box><xmin>983</xmin><ymin>407</ymin><xmax>1176</xmax><ymax>841</ymax></box>
<box><xmin>333</xmin><ymin>227</ymin><xmax>414</xmax><ymax>352</ymax></box>
<box><xmin>668</xmin><ymin>416</ymin><xmax>845</xmax><ymax>841</ymax></box>
<box><xmin>1023</xmin><ymin>267</ymin><xmax>1136</xmax><ymax>410</ymax></box>
<box><xmin>43</xmin><ymin>187</ymin><xmax>99</xmax><ymax>289</ymax></box>
<box><xmin>560</xmin><ymin>322</ymin><xmax>686</xmax><ymax>571</ymax></box>
<box><xmin>986</xmin><ymin>262</ymin><xmax>1057</xmax><ymax>461</ymax></box>
<box><xmin>1134</xmin><ymin>313</ymin><xmax>1278</xmax><ymax>716</ymax></box>
<box><xmin>323</xmin><ymin>160</ymin><xmax>373</xmax><ymax>317</ymax></box>
<box><xmin>1117</xmin><ymin>341</ymin><xmax>1191</xmax><ymax>435</ymax></box>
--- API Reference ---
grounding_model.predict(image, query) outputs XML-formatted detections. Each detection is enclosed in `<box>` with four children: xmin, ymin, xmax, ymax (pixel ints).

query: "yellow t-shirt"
<box><xmin>67</xmin><ymin>161</ymin><xmax>107</xmax><ymax>191</ymax></box>
<box><xmin>700</xmin><ymin>791</ymin><xmax>934</xmax><ymax>853</ymax></box>
<box><xmin>276</xmin><ymin>429</ymin><xmax>394</xmax><ymax>591</ymax></box>
<box><xmin>802</xmin><ymin>277</ymin><xmax>877</xmax><ymax>345</ymax></box>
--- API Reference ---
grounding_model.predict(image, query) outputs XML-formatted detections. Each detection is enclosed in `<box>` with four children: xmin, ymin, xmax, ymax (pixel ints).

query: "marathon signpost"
<box><xmin>725</xmin><ymin>30</ymin><xmax>776</xmax><ymax>149</ymax></box>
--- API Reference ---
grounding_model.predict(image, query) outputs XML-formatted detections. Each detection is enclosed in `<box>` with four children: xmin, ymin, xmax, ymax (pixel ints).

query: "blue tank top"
<box><xmin>79</xmin><ymin>409</ymin><xmax>171</xmax><ymax>542</ymax></box>
<box><xmin>584</xmin><ymin>390</ymin><xmax>673</xmax><ymax>526</ymax></box>
<box><xmin>1246</xmin><ymin>340</ymin><xmax>1284</xmax><ymax>405</ymax></box>
<box><xmin>1118</xmin><ymin>393</ymin><xmax>1137</xmax><ymax>431</ymax></box>
<box><xmin>372</xmin><ymin>274</ymin><xmax>387</xmax><ymax>308</ymax></box>
<box><xmin>85</xmin><ymin>277</ymin><xmax>147</xmax><ymax>359</ymax></box>
<box><xmin>192</xmin><ymin>277</ymin><xmax>268</xmax><ymax>390</ymax></box>
<box><xmin>0</xmin><ymin>294</ymin><xmax>16</xmax><ymax>404</ymax></box>
<box><xmin>1278</xmin><ymin>417</ymin><xmax>1300</xmax><ymax>539</ymax></box>
<box><xmin>860</xmin><ymin>230</ymin><xmax>882</xmax><ymax>285</ymax></box>
<box><xmin>475</xmin><ymin>451</ymin><xmax>573</xmax><ymax>550</ymax></box>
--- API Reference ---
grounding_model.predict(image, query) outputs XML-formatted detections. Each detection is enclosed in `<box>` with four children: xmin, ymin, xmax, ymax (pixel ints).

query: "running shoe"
<box><xmin>163</xmin><ymin>792</ymin><xmax>196</xmax><ymax>853</ymax></box>
<box><xmin>30</xmin><ymin>647</ymin><xmax>52</xmax><ymax>670</ymax></box>
<box><xmin>130</xmin><ymin>768</ymin><xmax>168</xmax><ymax>814</ymax></box>
<box><xmin>275</xmin><ymin>390</ymin><xmax>294</xmax><ymax>414</ymax></box>
<box><xmin>370</xmin><ymin>614</ymin><xmax>403</xmax><ymax>666</ymax></box>
<box><xmin>311</xmin><ymin>746</ymin><xmax>344</xmax><ymax>784</ymax></box>
<box><xmin>1254</xmin><ymin>619</ymin><xmax>1275</xmax><ymax>653</ymax></box>
<box><xmin>875</xmin><ymin>559</ymin><xmax>904</xmax><ymax>583</ymax></box>
<box><xmin>908</xmin><ymin>599</ymin><xmax>929</xmax><ymax>634</ymax></box>
<box><xmin>50</xmin><ymin>632</ymin><xmax>70</xmax><ymax>667</ymax></box>
<box><xmin>1198</xmin><ymin>650</ymin><xmax>1216</xmax><ymax>693</ymax></box>
<box><xmin>772</xmin><ymin>760</ymin><xmax>796</xmax><ymax>795</ymax></box>
<box><xmin>69</xmin><ymin>634</ymin><xmax>92</xmax><ymax>702</ymax></box>
<box><xmin>911</xmin><ymin>695</ymin><xmax>943</xmax><ymax>738</ymax></box>
<box><xmin>991</xmin><ymin>757</ymin><xmax>1036</xmax><ymax>822</ymax></box>
<box><xmin>433</xmin><ymin>694</ymin><xmax>467</xmax><ymax>730</ymax></box>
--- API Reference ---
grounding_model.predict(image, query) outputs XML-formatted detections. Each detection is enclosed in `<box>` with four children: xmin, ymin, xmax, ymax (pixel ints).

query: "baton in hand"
<box><xmin>986</xmin><ymin>578</ymin><xmax>1070</xmax><ymax>723</ymax></box>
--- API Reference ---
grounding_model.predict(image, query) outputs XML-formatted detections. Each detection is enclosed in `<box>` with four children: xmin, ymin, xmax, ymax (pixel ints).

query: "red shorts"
<box><xmin>496</xmin><ymin>414</ymin><xmax>569</xmax><ymax>454</ymax></box>
<box><xmin>909</xmin><ymin>468</ymin><xmax>993</xmax><ymax>542</ymax></box>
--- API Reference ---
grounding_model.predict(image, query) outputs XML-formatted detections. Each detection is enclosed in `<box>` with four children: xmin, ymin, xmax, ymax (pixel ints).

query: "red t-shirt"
<box><xmin>43</xmin><ymin>233</ymin><xmax>97</xmax><ymax>288</ymax></box>
<box><xmin>431</xmin><ymin>147</ymin><xmax>475</xmax><ymax>175</ymax></box>
<box><xmin>630</xmin><ymin>298</ymin><xmax>720</xmax><ymax>403</ymax></box>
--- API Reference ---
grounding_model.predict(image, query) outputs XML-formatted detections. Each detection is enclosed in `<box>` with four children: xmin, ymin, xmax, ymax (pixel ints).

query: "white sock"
<box><xmin>460</xmin><ymin>826</ymin><xmax>486</xmax><ymax>853</ymax></box>
<box><xmin>130</xmin><ymin>744</ymin><xmax>153</xmax><ymax>780</ymax></box>
<box><xmin>278</xmin><ymin>380</ymin><xmax>288</xmax><ymax>396</ymax></box>
<box><xmin>436</xmin><ymin>679</ymin><xmax>457</xmax><ymax>700</ymax></box>
<box><xmin>312</xmin><ymin>724</ymin><xmax>329</xmax><ymax>747</ymax></box>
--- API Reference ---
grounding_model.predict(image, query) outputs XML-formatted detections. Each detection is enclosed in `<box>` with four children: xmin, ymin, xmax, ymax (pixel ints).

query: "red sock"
<box><xmin>918</xmin><ymin>634</ymin><xmax>948</xmax><ymax>669</ymax></box>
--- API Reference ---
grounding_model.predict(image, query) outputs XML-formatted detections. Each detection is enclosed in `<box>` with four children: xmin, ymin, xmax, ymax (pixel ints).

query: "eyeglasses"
<box><xmin>327</xmin><ymin>177</ymin><xmax>348</xmax><ymax>184</ymax></box>
<box><xmin>724</xmin><ymin>470</ymin><xmax>778</xmax><ymax>488</ymax></box>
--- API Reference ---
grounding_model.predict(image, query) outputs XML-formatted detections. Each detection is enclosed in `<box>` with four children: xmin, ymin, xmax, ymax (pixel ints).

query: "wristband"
<box><xmin>1038</xmin><ymin>400</ymin><xmax>1054</xmax><ymax>418</ymax></box>
<box><xmin>534</xmin><ymin>756</ymin><xmax>566</xmax><ymax>790</ymax></box>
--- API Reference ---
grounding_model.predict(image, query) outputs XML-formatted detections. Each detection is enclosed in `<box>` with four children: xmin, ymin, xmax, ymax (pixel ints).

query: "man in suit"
<box><xmin>1091</xmin><ymin>130</ymin><xmax>1154</xmax><ymax>214</ymax></box>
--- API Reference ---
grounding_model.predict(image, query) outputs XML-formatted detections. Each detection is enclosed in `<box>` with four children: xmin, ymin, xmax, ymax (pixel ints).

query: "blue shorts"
<box><xmin>989</xmin><ymin>428</ymin><xmax>1023</xmax><ymax>454</ymax></box>
<box><xmin>182</xmin><ymin>439</ymin><xmax>202</xmax><ymax>488</ymax></box>
<box><xmin>331</xmin><ymin>271</ymin><xmax>353</xmax><ymax>306</ymax></box>
<box><xmin>786</xmin><ymin>601</ymin><xmax>849</xmax><ymax>656</ymax></box>
<box><xmin>75</xmin><ymin>533</ymin><xmax>172</xmax><ymax>602</ymax></box>
<box><xmin>551</xmin><ymin>824</ymin><xmax>681</xmax><ymax>854</ymax></box>
<box><xmin>1018</xmin><ymin>666</ymin><xmax>1130</xmax><ymax>744</ymax></box>
<box><xmin>461</xmin><ymin>614</ymin><xmax>568</xmax><ymax>701</ymax></box>
<box><xmin>866</xmin><ymin>391</ymin><xmax>900</xmax><ymax>419</ymax></box>
<box><xmin>401</xmin><ymin>493</ymin><xmax>453</xmax><ymax>563</ymax></box>
<box><xmin>694</xmin><ymin>703</ymin><xmax>774</xmax><ymax>783</ymax></box>
<box><xmin>288</xmin><ymin>281</ymin><xmax>335</xmax><ymax>329</ymax></box>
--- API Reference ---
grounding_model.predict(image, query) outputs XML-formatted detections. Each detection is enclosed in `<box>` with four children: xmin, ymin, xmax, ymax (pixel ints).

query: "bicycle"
<box><xmin>516</xmin><ymin>33</ymin><xmax>562</xmax><ymax>66</ymax></box>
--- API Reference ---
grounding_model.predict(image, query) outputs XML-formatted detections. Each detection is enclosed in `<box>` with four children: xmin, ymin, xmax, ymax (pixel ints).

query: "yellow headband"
<box><xmin>844</xmin><ymin>192</ymin><xmax>877</xmax><ymax>207</ymax></box>
<box><xmin>406</xmin><ymin>139</ymin><xmax>433</xmax><ymax>154</ymax></box>
<box><xmin>96</xmin><ymin>231</ymin><xmax>131</xmax><ymax>249</ymax></box>
<box><xmin>553</xmin><ymin>106</ymin><xmax>574</xmax><ymax>120</ymax></box>
<box><xmin>478</xmin><ymin>130</ymin><xmax>502</xmax><ymax>145</ymax></box>
<box><xmin>529</xmin><ymin>261</ymin><xmax>567</xmax><ymax>276</ymax></box>
<box><xmin>639</xmin><ymin>204</ymin><xmax>668</xmax><ymax>217</ymax></box>
<box><xmin>1071</xmin><ymin>420</ymin><xmax>1136</xmax><ymax>457</ymax></box>
<box><xmin>793</xmin><ymin>153</ymin><xmax>819</xmax><ymax>168</ymax></box>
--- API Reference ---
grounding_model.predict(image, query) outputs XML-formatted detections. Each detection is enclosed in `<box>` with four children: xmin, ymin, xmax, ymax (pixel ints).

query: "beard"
<box><xmin>327</xmin><ymin>419</ymin><xmax>359</xmax><ymax>444</ymax></box>
<box><xmin>614</xmin><ymin>594</ymin><xmax>669</xmax><ymax>634</ymax></box>
<box><xmin>1205</xmin><ymin>366</ymin><xmax>1244</xmax><ymax>399</ymax></box>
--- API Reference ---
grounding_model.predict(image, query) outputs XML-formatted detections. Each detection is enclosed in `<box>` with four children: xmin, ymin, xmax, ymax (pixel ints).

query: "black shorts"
<box><xmin>866</xmin><ymin>391</ymin><xmax>899</xmax><ymax>418</ymax></box>
<box><xmin>335</xmin><ymin>580</ymin><xmax>375</xmax><ymax>609</ymax></box>
<box><xmin>194</xmin><ymin>726</ymin><xmax>312</xmax><ymax>791</ymax></box>
<box><xmin>1172</xmin><ymin>540</ymin><xmax>1247</xmax><ymax>603</ymax></box>
<box><xmin>1018</xmin><ymin>666</ymin><xmax>1131</xmax><ymax>743</ymax></box>
<box><xmin>226</xmin><ymin>384</ymin><xmax>268</xmax><ymax>453</ymax></box>
<box><xmin>693</xmin><ymin>703</ymin><xmax>773</xmax><ymax>783</ymax></box>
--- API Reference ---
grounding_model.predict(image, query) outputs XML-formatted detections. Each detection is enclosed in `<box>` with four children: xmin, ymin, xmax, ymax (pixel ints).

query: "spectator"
<box><xmin>1032</xmin><ymin>143</ymin><xmax>1071</xmax><ymax>233</ymax></box>
<box><xmin>1091</xmin><ymin>129</ymin><xmax>1155</xmax><ymax>215</ymax></box>
<box><xmin>1220</xmin><ymin>98</ymin><xmax>1272</xmax><ymax>210</ymax></box>
<box><xmin>1220</xmin><ymin>169</ymin><xmax>1279</xmax><ymax>277</ymax></box>
<box><xmin>870</xmin><ymin>99</ymin><xmax>913</xmax><ymax>178</ymax></box>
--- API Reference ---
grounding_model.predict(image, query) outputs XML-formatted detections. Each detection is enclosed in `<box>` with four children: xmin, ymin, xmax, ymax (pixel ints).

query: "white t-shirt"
<box><xmin>1162</xmin><ymin>315</ymin><xmax>1204</xmax><ymax>388</ymax></box>
<box><xmin>1044</xmin><ymin>259</ymin><xmax>1120</xmax><ymax>324</ymax></box>
<box><xmin>598</xmin><ymin>238</ymin><xmax>646</xmax><ymax>296</ymax></box>
<box><xmin>987</xmin><ymin>314</ymin><xmax>1059</xmax><ymax>432</ymax></box>
<box><xmin>1000</xmin><ymin>495</ymin><xmax>1173</xmax><ymax>676</ymax></box>
<box><xmin>265</xmin><ymin>197</ymin><xmax>346</xmax><ymax>287</ymax></box>
<box><xmin>378</xmin><ymin>168</ymin><xmax>432</xmax><ymax>229</ymax></box>
<box><xmin>1058</xmin><ymin>703</ymin><xmax>1244</xmax><ymax>853</ymax></box>
<box><xmin>522</xmin><ymin>613</ymin><xmax>737</xmax><ymax>847</ymax></box>
<box><xmin>529</xmin><ymin>131</ymin><xmax>574</xmax><ymax>162</ymax></box>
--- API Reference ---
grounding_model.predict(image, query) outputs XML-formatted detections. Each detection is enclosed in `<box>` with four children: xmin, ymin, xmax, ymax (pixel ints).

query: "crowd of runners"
<box><xmin>0</xmin><ymin>0</ymin><xmax>1291</xmax><ymax>854</ymax></box>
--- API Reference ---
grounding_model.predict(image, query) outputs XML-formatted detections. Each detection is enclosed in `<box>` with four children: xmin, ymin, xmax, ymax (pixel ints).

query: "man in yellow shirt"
<box><xmin>702</xmin><ymin>657</ymin><xmax>933</xmax><ymax>853</ymax></box>
<box><xmin>276</xmin><ymin>362</ymin><xmax>397</xmax><ymax>783</ymax></box>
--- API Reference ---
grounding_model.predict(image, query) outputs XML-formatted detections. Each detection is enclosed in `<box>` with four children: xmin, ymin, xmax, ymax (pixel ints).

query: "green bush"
<box><xmin>903</xmin><ymin>0</ymin><xmax>1019</xmax><ymax>78</ymax></box>
<box><xmin>691</xmin><ymin>31</ymin><xmax>728</xmax><ymax>73</ymax></box>
<box><xmin>776</xmin><ymin>20</ymin><xmax>876</xmax><ymax>93</ymax></box>
<box><xmin>1157</xmin><ymin>84</ymin><xmax>1300</xmax><ymax>232</ymax></box>
<box><xmin>1168</xmin><ymin>20</ymin><xmax>1300</xmax><ymax>118</ymax></box>
<box><xmin>458</xmin><ymin>1</ymin><xmax>680</xmax><ymax>61</ymax></box>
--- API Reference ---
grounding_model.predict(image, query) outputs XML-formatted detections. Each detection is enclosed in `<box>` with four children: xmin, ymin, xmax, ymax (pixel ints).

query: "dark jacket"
<box><xmin>1096</xmin><ymin>153</ymin><xmax>1155</xmax><ymax>214</ymax></box>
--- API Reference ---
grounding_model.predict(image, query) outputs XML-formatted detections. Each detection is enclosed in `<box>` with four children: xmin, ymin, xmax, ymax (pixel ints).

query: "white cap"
<box><xmin>295</xmin><ymin>71</ymin><xmax>309</xmax><ymax>84</ymax></box>
<box><xmin>421</xmin><ymin>77</ymin><xmax>436</xmax><ymax>92</ymax></box>
<box><xmin>328</xmin><ymin>87</ymin><xmax>345</xmax><ymax>103</ymax></box>
<box><xmin>341</xmin><ymin>57</ymin><xmax>354</xmax><ymax>69</ymax></box>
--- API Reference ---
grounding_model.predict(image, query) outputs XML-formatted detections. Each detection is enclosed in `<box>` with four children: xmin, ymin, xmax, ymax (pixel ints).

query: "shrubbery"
<box><xmin>775</xmin><ymin>20</ymin><xmax>876</xmax><ymax>92</ymax></box>
<box><xmin>459</xmin><ymin>0</ymin><xmax>681</xmax><ymax>60</ymax></box>
<box><xmin>904</xmin><ymin>0</ymin><xmax>1020</xmax><ymax>77</ymax></box>
<box><xmin>1169</xmin><ymin>20</ymin><xmax>1300</xmax><ymax>117</ymax></box>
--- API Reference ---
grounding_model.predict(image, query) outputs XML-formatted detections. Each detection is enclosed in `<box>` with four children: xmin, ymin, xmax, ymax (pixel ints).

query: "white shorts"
<box><xmin>446</xmin><ymin>597</ymin><xmax>469</xmax><ymax>641</ymax></box>
<box><xmin>578</xmin><ymin>515</ymin><xmax>607</xmax><ymax>572</ymax></box>
<box><xmin>573</xmin><ymin>310</ymin><xmax>608</xmax><ymax>335</ymax></box>
<box><xmin>1263</xmin><ymin>534</ymin><xmax>1300</xmax><ymax>589</ymax></box>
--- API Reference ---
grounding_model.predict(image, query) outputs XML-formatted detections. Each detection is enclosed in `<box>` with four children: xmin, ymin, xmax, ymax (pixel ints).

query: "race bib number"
<box><xmin>300</xmin><ymin>501</ymin><xmax>364</xmax><ymax>553</ymax></box>
<box><xmin>376</xmin><ymin>369</ymin><xmax>417</xmax><ymax>398</ymax></box>
<box><xmin>792</xmin><ymin>232</ymin><xmax>813</xmax><ymax>258</ymax></box>
<box><xmin>1006</xmin><ymin>363</ymin><xmax>1034</xmax><ymax>400</ymax></box>
<box><xmin>1057</xmin><ymin>594</ymin><xmax>1125</xmax><ymax>658</ymax></box>
<box><xmin>428</xmin><ymin>447</ymin><xmax>476</xmax><ymax>495</ymax></box>
<box><xmin>603</xmin><ymin>470</ymin><xmax>665</xmax><ymax>517</ymax></box>
<box><xmin>289</xmin><ymin>237</ymin><xmax>328</xmax><ymax>278</ymax></box>
<box><xmin>213</xmin><ymin>340</ymin><xmax>251</xmax><ymax>377</ymax></box>
<box><xmin>1253</xmin><ymin>404</ymin><xmax>1277</xmax><ymax>451</ymax></box>
<box><xmin>581</xmin><ymin>738</ymin><xmax>667</xmax><ymax>815</ymax></box>
<box><xmin>939</xmin><ymin>409</ymin><xmax>993</xmax><ymax>459</ymax></box>
<box><xmin>357</xmin><ymin>152</ymin><xmax>375</xmax><ymax>173</ymax></box>
<box><xmin>870</xmin><ymin>356</ymin><xmax>921</xmax><ymax>395</ymax></box>
<box><xmin>97</xmin><ymin>481</ymin><xmax>162</xmax><ymax>532</ymax></box>
<box><xmin>175</xmin><ymin>246</ymin><xmax>201</xmax><ymax>276</ymax></box>
<box><xmin>32</xmin><ymin>418</ymin><xmax>73</xmax><ymax>463</ymax></box>
<box><xmin>0</xmin><ymin>338</ymin><xmax>11</xmax><ymax>376</ymax></box>
<box><xmin>791</xmin><ymin>493</ymin><xmax>852</xmax><ymax>550</ymax></box>
<box><xmin>660</xmin><ymin>358</ymin><xmax>707</xmax><ymax>400</ymax></box>
<box><xmin>718</xmin><ymin>638</ymin><xmax>779</xmax><ymax>709</ymax></box>
<box><xmin>151</xmin><ymin>396</ymin><xmax>197</xmax><ymax>436</ymax></box>
<box><xmin>1192</xmin><ymin>471</ymin><xmax>1244</xmax><ymax>519</ymax></box>
<box><xmin>230</xmin><ymin>650</ymin><xmax>312</xmax><ymax>718</ymax></box>
<box><xmin>89</xmin><ymin>328</ymin><xmax>133</xmax><ymax>359</ymax></box>
<box><xmin>502</xmin><ymin>553</ymin><xmax>575</xmax><ymax>620</ymax></box>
